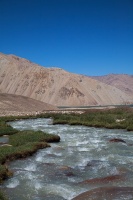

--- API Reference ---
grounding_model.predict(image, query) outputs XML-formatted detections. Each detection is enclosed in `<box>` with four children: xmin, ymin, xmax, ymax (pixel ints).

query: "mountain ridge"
<box><xmin>0</xmin><ymin>53</ymin><xmax>133</xmax><ymax>106</ymax></box>
<box><xmin>90</xmin><ymin>74</ymin><xmax>133</xmax><ymax>97</ymax></box>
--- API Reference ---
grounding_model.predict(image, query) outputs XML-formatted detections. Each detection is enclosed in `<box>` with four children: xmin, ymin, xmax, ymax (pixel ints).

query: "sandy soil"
<box><xmin>0</xmin><ymin>93</ymin><xmax>58</xmax><ymax>116</ymax></box>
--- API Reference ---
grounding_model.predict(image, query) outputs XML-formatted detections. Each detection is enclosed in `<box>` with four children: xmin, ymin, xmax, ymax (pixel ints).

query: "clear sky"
<box><xmin>0</xmin><ymin>0</ymin><xmax>133</xmax><ymax>76</ymax></box>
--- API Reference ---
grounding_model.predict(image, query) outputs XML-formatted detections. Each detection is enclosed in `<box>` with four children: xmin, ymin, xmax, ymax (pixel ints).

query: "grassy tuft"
<box><xmin>0</xmin><ymin>190</ymin><xmax>8</xmax><ymax>200</ymax></box>
<box><xmin>49</xmin><ymin>107</ymin><xmax>133</xmax><ymax>131</ymax></box>
<box><xmin>9</xmin><ymin>130</ymin><xmax>60</xmax><ymax>146</ymax></box>
<box><xmin>0</xmin><ymin>126</ymin><xmax>17</xmax><ymax>136</ymax></box>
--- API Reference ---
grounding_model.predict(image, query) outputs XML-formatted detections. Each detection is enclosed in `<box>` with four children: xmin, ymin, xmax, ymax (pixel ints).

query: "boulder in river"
<box><xmin>56</xmin><ymin>165</ymin><xmax>75</xmax><ymax>177</ymax></box>
<box><xmin>53</xmin><ymin>146</ymin><xmax>65</xmax><ymax>151</ymax></box>
<box><xmin>58</xmin><ymin>166</ymin><xmax>72</xmax><ymax>171</ymax></box>
<box><xmin>72</xmin><ymin>187</ymin><xmax>133</xmax><ymax>200</ymax></box>
<box><xmin>109</xmin><ymin>138</ymin><xmax>126</xmax><ymax>143</ymax></box>
<box><xmin>86</xmin><ymin>160</ymin><xmax>104</xmax><ymax>167</ymax></box>
<box><xmin>78</xmin><ymin>174</ymin><xmax>125</xmax><ymax>185</ymax></box>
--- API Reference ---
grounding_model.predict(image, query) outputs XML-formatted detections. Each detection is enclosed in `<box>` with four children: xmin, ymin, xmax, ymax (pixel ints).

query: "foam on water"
<box><xmin>67</xmin><ymin>176</ymin><xmax>82</xmax><ymax>183</ymax></box>
<box><xmin>54</xmin><ymin>152</ymin><xmax>62</xmax><ymax>156</ymax></box>
<box><xmin>34</xmin><ymin>182</ymin><xmax>42</xmax><ymax>190</ymax></box>
<box><xmin>43</xmin><ymin>183</ymin><xmax>86</xmax><ymax>200</ymax></box>
<box><xmin>6</xmin><ymin>118</ymin><xmax>133</xmax><ymax>200</ymax></box>
<box><xmin>75</xmin><ymin>140</ymin><xmax>89</xmax><ymax>146</ymax></box>
<box><xmin>6</xmin><ymin>178</ymin><xmax>19</xmax><ymax>188</ymax></box>
<box><xmin>113</xmin><ymin>194</ymin><xmax>133</xmax><ymax>200</ymax></box>
<box><xmin>35</xmin><ymin>155</ymin><xmax>44</xmax><ymax>162</ymax></box>
<box><xmin>24</xmin><ymin>163</ymin><xmax>37</xmax><ymax>172</ymax></box>
<box><xmin>76</xmin><ymin>157</ymin><xmax>91</xmax><ymax>168</ymax></box>
<box><xmin>36</xmin><ymin>153</ymin><xmax>63</xmax><ymax>164</ymax></box>
<box><xmin>24</xmin><ymin>172</ymin><xmax>37</xmax><ymax>180</ymax></box>
<box><xmin>77</xmin><ymin>147</ymin><xmax>89</xmax><ymax>152</ymax></box>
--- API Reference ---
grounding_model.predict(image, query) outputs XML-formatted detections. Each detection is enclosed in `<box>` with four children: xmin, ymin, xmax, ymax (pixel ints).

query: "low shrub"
<box><xmin>0</xmin><ymin>127</ymin><xmax>17</xmax><ymax>136</ymax></box>
<box><xmin>9</xmin><ymin>130</ymin><xmax>60</xmax><ymax>146</ymax></box>
<box><xmin>47</xmin><ymin>107</ymin><xmax>133</xmax><ymax>132</ymax></box>
<box><xmin>127</xmin><ymin>125</ymin><xmax>133</xmax><ymax>131</ymax></box>
<box><xmin>0</xmin><ymin>165</ymin><xmax>11</xmax><ymax>183</ymax></box>
<box><xmin>0</xmin><ymin>190</ymin><xmax>8</xmax><ymax>200</ymax></box>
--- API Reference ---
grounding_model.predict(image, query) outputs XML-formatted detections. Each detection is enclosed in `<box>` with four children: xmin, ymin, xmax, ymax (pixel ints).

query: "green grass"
<box><xmin>0</xmin><ymin>130</ymin><xmax>60</xmax><ymax>174</ymax></box>
<box><xmin>0</xmin><ymin>191</ymin><xmax>8</xmax><ymax>200</ymax></box>
<box><xmin>0</xmin><ymin>126</ymin><xmax>17</xmax><ymax>136</ymax></box>
<box><xmin>9</xmin><ymin>130</ymin><xmax>60</xmax><ymax>147</ymax></box>
<box><xmin>0</xmin><ymin>164</ymin><xmax>12</xmax><ymax>183</ymax></box>
<box><xmin>0</xmin><ymin>142</ymin><xmax>50</xmax><ymax>165</ymax></box>
<box><xmin>43</xmin><ymin>107</ymin><xmax>133</xmax><ymax>131</ymax></box>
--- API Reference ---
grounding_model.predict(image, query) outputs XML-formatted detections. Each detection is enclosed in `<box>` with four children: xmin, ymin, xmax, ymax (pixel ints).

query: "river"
<box><xmin>1</xmin><ymin>118</ymin><xmax>133</xmax><ymax>199</ymax></box>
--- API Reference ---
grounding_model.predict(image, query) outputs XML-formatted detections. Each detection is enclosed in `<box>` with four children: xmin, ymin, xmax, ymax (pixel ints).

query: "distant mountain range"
<box><xmin>91</xmin><ymin>74</ymin><xmax>133</xmax><ymax>97</ymax></box>
<box><xmin>0</xmin><ymin>52</ymin><xmax>133</xmax><ymax>107</ymax></box>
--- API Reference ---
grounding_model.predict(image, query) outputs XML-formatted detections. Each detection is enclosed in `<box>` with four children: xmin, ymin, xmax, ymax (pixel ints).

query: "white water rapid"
<box><xmin>1</xmin><ymin>118</ymin><xmax>133</xmax><ymax>200</ymax></box>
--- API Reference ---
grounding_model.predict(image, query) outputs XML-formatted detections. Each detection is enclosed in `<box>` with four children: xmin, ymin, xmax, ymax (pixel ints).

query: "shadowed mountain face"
<box><xmin>0</xmin><ymin>93</ymin><xmax>57</xmax><ymax>115</ymax></box>
<box><xmin>91</xmin><ymin>74</ymin><xmax>133</xmax><ymax>97</ymax></box>
<box><xmin>0</xmin><ymin>53</ymin><xmax>133</xmax><ymax>106</ymax></box>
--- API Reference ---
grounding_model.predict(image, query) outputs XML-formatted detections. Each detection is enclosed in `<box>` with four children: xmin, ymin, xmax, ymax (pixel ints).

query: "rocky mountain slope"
<box><xmin>91</xmin><ymin>74</ymin><xmax>133</xmax><ymax>97</ymax></box>
<box><xmin>0</xmin><ymin>53</ymin><xmax>133</xmax><ymax>106</ymax></box>
<box><xmin>0</xmin><ymin>93</ymin><xmax>57</xmax><ymax>116</ymax></box>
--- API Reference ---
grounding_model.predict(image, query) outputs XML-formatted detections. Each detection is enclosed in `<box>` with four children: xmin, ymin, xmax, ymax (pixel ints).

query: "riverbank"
<box><xmin>0</xmin><ymin>116</ymin><xmax>60</xmax><ymax>200</ymax></box>
<box><xmin>0</xmin><ymin>110</ymin><xmax>84</xmax><ymax>117</ymax></box>
<box><xmin>0</xmin><ymin>129</ymin><xmax>60</xmax><ymax>180</ymax></box>
<box><xmin>39</xmin><ymin>107</ymin><xmax>133</xmax><ymax>131</ymax></box>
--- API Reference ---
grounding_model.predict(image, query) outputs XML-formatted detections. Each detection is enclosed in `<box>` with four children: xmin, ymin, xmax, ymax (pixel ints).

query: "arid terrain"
<box><xmin>0</xmin><ymin>93</ymin><xmax>57</xmax><ymax>116</ymax></box>
<box><xmin>0</xmin><ymin>53</ymin><xmax>133</xmax><ymax>107</ymax></box>
<box><xmin>91</xmin><ymin>74</ymin><xmax>133</xmax><ymax>97</ymax></box>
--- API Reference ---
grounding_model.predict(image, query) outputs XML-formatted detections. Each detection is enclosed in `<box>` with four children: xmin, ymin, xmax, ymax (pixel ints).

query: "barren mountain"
<box><xmin>91</xmin><ymin>74</ymin><xmax>133</xmax><ymax>97</ymax></box>
<box><xmin>0</xmin><ymin>93</ymin><xmax>57</xmax><ymax>116</ymax></box>
<box><xmin>0</xmin><ymin>53</ymin><xmax>133</xmax><ymax>106</ymax></box>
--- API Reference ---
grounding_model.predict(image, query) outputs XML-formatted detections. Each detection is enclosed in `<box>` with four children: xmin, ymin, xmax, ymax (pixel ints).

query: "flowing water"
<box><xmin>1</xmin><ymin>118</ymin><xmax>133</xmax><ymax>199</ymax></box>
<box><xmin>0</xmin><ymin>136</ymin><xmax>9</xmax><ymax>144</ymax></box>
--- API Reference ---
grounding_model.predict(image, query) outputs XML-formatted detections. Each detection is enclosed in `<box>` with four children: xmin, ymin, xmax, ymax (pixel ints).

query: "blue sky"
<box><xmin>0</xmin><ymin>0</ymin><xmax>133</xmax><ymax>76</ymax></box>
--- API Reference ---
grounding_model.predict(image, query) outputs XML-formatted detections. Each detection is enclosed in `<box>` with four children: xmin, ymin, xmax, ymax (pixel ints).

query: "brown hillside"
<box><xmin>0</xmin><ymin>93</ymin><xmax>57</xmax><ymax>116</ymax></box>
<box><xmin>0</xmin><ymin>53</ymin><xmax>133</xmax><ymax>106</ymax></box>
<box><xmin>91</xmin><ymin>74</ymin><xmax>133</xmax><ymax>97</ymax></box>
